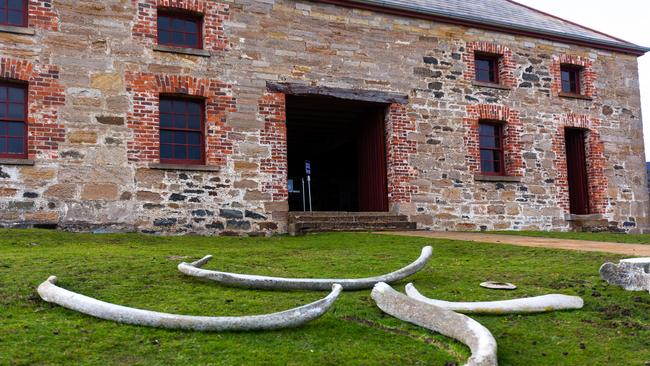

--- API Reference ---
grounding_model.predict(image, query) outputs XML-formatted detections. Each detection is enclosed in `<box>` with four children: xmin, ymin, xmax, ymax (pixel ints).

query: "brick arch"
<box><xmin>0</xmin><ymin>57</ymin><xmax>65</xmax><ymax>160</ymax></box>
<box><xmin>125</xmin><ymin>72</ymin><xmax>236</xmax><ymax>165</ymax></box>
<box><xmin>552</xmin><ymin>113</ymin><xmax>607</xmax><ymax>214</ymax></box>
<box><xmin>464</xmin><ymin>104</ymin><xmax>524</xmax><ymax>176</ymax></box>
<box><xmin>464</xmin><ymin>41</ymin><xmax>516</xmax><ymax>87</ymax></box>
<box><xmin>132</xmin><ymin>0</ymin><xmax>229</xmax><ymax>51</ymax></box>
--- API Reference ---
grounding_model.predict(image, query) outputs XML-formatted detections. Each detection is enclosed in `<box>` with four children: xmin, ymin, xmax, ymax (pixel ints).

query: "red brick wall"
<box><xmin>551</xmin><ymin>54</ymin><xmax>596</xmax><ymax>97</ymax></box>
<box><xmin>125</xmin><ymin>72</ymin><xmax>236</xmax><ymax>165</ymax></box>
<box><xmin>464</xmin><ymin>41</ymin><xmax>516</xmax><ymax>87</ymax></box>
<box><xmin>0</xmin><ymin>57</ymin><xmax>65</xmax><ymax>160</ymax></box>
<box><xmin>464</xmin><ymin>104</ymin><xmax>524</xmax><ymax>176</ymax></box>
<box><xmin>552</xmin><ymin>113</ymin><xmax>607</xmax><ymax>214</ymax></box>
<box><xmin>29</xmin><ymin>0</ymin><xmax>59</xmax><ymax>31</ymax></box>
<box><xmin>386</xmin><ymin>104</ymin><xmax>418</xmax><ymax>204</ymax></box>
<box><xmin>259</xmin><ymin>92</ymin><xmax>288</xmax><ymax>202</ymax></box>
<box><xmin>132</xmin><ymin>0</ymin><xmax>229</xmax><ymax>51</ymax></box>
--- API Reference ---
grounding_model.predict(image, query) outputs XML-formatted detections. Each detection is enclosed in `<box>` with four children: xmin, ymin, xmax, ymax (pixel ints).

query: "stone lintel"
<box><xmin>149</xmin><ymin>163</ymin><xmax>220</xmax><ymax>172</ymax></box>
<box><xmin>152</xmin><ymin>45</ymin><xmax>211</xmax><ymax>57</ymax></box>
<box><xmin>266</xmin><ymin>81</ymin><xmax>409</xmax><ymax>105</ymax></box>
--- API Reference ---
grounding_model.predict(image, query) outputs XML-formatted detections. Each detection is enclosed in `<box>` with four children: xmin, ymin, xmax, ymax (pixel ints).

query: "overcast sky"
<box><xmin>514</xmin><ymin>0</ymin><xmax>650</xmax><ymax>159</ymax></box>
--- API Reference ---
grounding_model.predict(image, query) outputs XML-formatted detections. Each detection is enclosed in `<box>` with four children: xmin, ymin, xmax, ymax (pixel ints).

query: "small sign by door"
<box><xmin>305</xmin><ymin>160</ymin><xmax>311</xmax><ymax>175</ymax></box>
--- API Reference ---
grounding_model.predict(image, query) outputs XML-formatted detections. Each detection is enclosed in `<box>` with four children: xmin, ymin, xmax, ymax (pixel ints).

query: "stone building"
<box><xmin>0</xmin><ymin>0</ymin><xmax>648</xmax><ymax>235</ymax></box>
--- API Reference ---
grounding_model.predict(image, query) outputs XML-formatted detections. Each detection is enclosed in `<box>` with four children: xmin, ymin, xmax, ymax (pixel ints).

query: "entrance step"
<box><xmin>566</xmin><ymin>214</ymin><xmax>610</xmax><ymax>232</ymax></box>
<box><xmin>288</xmin><ymin>212</ymin><xmax>417</xmax><ymax>235</ymax></box>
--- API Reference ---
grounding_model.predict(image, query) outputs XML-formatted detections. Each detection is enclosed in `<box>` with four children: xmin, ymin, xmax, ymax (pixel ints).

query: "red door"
<box><xmin>565</xmin><ymin>129</ymin><xmax>590</xmax><ymax>215</ymax></box>
<box><xmin>357</xmin><ymin>108</ymin><xmax>389</xmax><ymax>212</ymax></box>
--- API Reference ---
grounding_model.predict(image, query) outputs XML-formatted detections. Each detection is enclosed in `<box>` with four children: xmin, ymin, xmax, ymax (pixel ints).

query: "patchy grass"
<box><xmin>492</xmin><ymin>231</ymin><xmax>650</xmax><ymax>244</ymax></box>
<box><xmin>1</xmin><ymin>229</ymin><xmax>649</xmax><ymax>365</ymax></box>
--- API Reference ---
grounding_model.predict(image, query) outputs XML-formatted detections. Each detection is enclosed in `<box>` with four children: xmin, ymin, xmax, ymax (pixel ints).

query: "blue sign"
<box><xmin>287</xmin><ymin>179</ymin><xmax>294</xmax><ymax>193</ymax></box>
<box><xmin>305</xmin><ymin>160</ymin><xmax>311</xmax><ymax>175</ymax></box>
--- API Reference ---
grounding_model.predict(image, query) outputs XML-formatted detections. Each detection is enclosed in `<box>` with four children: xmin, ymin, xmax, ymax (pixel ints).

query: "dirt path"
<box><xmin>378</xmin><ymin>231</ymin><xmax>650</xmax><ymax>256</ymax></box>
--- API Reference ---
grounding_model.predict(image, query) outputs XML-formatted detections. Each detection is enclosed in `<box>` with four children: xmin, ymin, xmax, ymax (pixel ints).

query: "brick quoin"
<box><xmin>463</xmin><ymin>41</ymin><xmax>516</xmax><ymax>87</ymax></box>
<box><xmin>551</xmin><ymin>54</ymin><xmax>596</xmax><ymax>97</ymax></box>
<box><xmin>125</xmin><ymin>72</ymin><xmax>236</xmax><ymax>165</ymax></box>
<box><xmin>0</xmin><ymin>57</ymin><xmax>65</xmax><ymax>160</ymax></box>
<box><xmin>258</xmin><ymin>92</ymin><xmax>288</xmax><ymax>202</ymax></box>
<box><xmin>552</xmin><ymin>113</ymin><xmax>607</xmax><ymax>214</ymax></box>
<box><xmin>463</xmin><ymin>104</ymin><xmax>524</xmax><ymax>176</ymax></box>
<box><xmin>132</xmin><ymin>0</ymin><xmax>229</xmax><ymax>51</ymax></box>
<box><xmin>29</xmin><ymin>0</ymin><xmax>59</xmax><ymax>31</ymax></box>
<box><xmin>386</xmin><ymin>104</ymin><xmax>418</xmax><ymax>205</ymax></box>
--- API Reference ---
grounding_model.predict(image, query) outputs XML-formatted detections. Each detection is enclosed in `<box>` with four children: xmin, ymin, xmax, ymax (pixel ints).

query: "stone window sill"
<box><xmin>0</xmin><ymin>25</ymin><xmax>35</xmax><ymax>36</ymax></box>
<box><xmin>0</xmin><ymin>158</ymin><xmax>34</xmax><ymax>166</ymax></box>
<box><xmin>149</xmin><ymin>163</ymin><xmax>220</xmax><ymax>172</ymax></box>
<box><xmin>472</xmin><ymin>81</ymin><xmax>512</xmax><ymax>90</ymax></box>
<box><xmin>474</xmin><ymin>174</ymin><xmax>522</xmax><ymax>183</ymax></box>
<box><xmin>558</xmin><ymin>92</ymin><xmax>592</xmax><ymax>101</ymax></box>
<box><xmin>153</xmin><ymin>45</ymin><xmax>211</xmax><ymax>57</ymax></box>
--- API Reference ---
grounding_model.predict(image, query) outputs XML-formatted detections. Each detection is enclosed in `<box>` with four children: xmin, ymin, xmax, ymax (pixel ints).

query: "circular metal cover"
<box><xmin>480</xmin><ymin>281</ymin><xmax>517</xmax><ymax>290</ymax></box>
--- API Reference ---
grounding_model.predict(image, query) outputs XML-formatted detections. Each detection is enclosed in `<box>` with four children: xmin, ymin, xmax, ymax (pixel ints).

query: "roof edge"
<box><xmin>313</xmin><ymin>0</ymin><xmax>650</xmax><ymax>56</ymax></box>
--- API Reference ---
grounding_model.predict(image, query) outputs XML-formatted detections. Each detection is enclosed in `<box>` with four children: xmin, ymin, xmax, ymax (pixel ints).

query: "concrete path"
<box><xmin>378</xmin><ymin>231</ymin><xmax>650</xmax><ymax>256</ymax></box>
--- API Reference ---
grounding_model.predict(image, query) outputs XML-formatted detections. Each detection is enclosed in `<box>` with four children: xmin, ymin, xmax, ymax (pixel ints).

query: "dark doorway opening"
<box><xmin>286</xmin><ymin>95</ymin><xmax>389</xmax><ymax>212</ymax></box>
<box><xmin>565</xmin><ymin>128</ymin><xmax>590</xmax><ymax>215</ymax></box>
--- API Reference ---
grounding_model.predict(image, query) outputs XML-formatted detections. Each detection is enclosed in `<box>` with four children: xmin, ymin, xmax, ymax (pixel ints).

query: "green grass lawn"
<box><xmin>1</xmin><ymin>229</ymin><xmax>649</xmax><ymax>365</ymax></box>
<box><xmin>491</xmin><ymin>230</ymin><xmax>650</xmax><ymax>244</ymax></box>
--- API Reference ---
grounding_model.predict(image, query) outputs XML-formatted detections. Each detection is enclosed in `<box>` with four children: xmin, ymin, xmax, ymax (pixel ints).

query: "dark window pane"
<box><xmin>160</xmin><ymin>144</ymin><xmax>172</xmax><ymax>159</ymax></box>
<box><xmin>160</xmin><ymin>99</ymin><xmax>172</xmax><ymax>113</ymax></box>
<box><xmin>172</xmin><ymin>32</ymin><xmax>184</xmax><ymax>45</ymax></box>
<box><xmin>8</xmin><ymin>103</ymin><xmax>24</xmax><ymax>119</ymax></box>
<box><xmin>187</xmin><ymin>102</ymin><xmax>201</xmax><ymax>115</ymax></box>
<box><xmin>160</xmin><ymin>130</ymin><xmax>173</xmax><ymax>143</ymax></box>
<box><xmin>7</xmin><ymin>122</ymin><xmax>24</xmax><ymax>136</ymax></box>
<box><xmin>0</xmin><ymin>138</ymin><xmax>5</xmax><ymax>153</ymax></box>
<box><xmin>173</xmin><ymin>132</ymin><xmax>186</xmax><ymax>144</ymax></box>
<box><xmin>8</xmin><ymin>137</ymin><xmax>23</xmax><ymax>153</ymax></box>
<box><xmin>480</xmin><ymin>149</ymin><xmax>494</xmax><ymax>161</ymax></box>
<box><xmin>171</xmin><ymin>18</ymin><xmax>184</xmax><ymax>30</ymax></box>
<box><xmin>481</xmin><ymin>160</ymin><xmax>495</xmax><ymax>173</ymax></box>
<box><xmin>173</xmin><ymin>116</ymin><xmax>187</xmax><ymax>129</ymax></box>
<box><xmin>0</xmin><ymin>87</ymin><xmax>7</xmax><ymax>101</ymax></box>
<box><xmin>172</xmin><ymin>100</ymin><xmax>185</xmax><ymax>113</ymax></box>
<box><xmin>187</xmin><ymin>115</ymin><xmax>200</xmax><ymax>130</ymax></box>
<box><xmin>187</xmin><ymin>132</ymin><xmax>200</xmax><ymax>145</ymax></box>
<box><xmin>186</xmin><ymin>34</ymin><xmax>198</xmax><ymax>47</ymax></box>
<box><xmin>185</xmin><ymin>19</ymin><xmax>197</xmax><ymax>32</ymax></box>
<box><xmin>188</xmin><ymin>146</ymin><xmax>201</xmax><ymax>160</ymax></box>
<box><xmin>158</xmin><ymin>16</ymin><xmax>170</xmax><ymax>29</ymax></box>
<box><xmin>8</xmin><ymin>87</ymin><xmax>24</xmax><ymax>102</ymax></box>
<box><xmin>158</xmin><ymin>31</ymin><xmax>171</xmax><ymax>44</ymax></box>
<box><xmin>0</xmin><ymin>12</ymin><xmax>6</xmax><ymax>24</ymax></box>
<box><xmin>0</xmin><ymin>105</ymin><xmax>6</xmax><ymax>118</ymax></box>
<box><xmin>159</xmin><ymin>113</ymin><xmax>173</xmax><ymax>128</ymax></box>
<box><xmin>173</xmin><ymin>145</ymin><xmax>186</xmax><ymax>159</ymax></box>
<box><xmin>8</xmin><ymin>10</ymin><xmax>22</xmax><ymax>25</ymax></box>
<box><xmin>9</xmin><ymin>0</ymin><xmax>24</xmax><ymax>11</ymax></box>
<box><xmin>479</xmin><ymin>123</ymin><xmax>496</xmax><ymax>136</ymax></box>
<box><xmin>479</xmin><ymin>135</ymin><xmax>495</xmax><ymax>148</ymax></box>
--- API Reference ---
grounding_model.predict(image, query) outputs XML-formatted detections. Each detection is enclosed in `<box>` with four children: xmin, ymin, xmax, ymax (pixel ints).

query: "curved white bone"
<box><xmin>405</xmin><ymin>283</ymin><xmax>583</xmax><ymax>314</ymax></box>
<box><xmin>600</xmin><ymin>258</ymin><xmax>650</xmax><ymax>292</ymax></box>
<box><xmin>371</xmin><ymin>282</ymin><xmax>497</xmax><ymax>366</ymax></box>
<box><xmin>37</xmin><ymin>276</ymin><xmax>342</xmax><ymax>331</ymax></box>
<box><xmin>178</xmin><ymin>246</ymin><xmax>433</xmax><ymax>291</ymax></box>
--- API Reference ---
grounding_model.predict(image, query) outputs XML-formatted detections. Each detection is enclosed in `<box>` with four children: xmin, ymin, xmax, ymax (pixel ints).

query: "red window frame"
<box><xmin>478</xmin><ymin>120</ymin><xmax>505</xmax><ymax>176</ymax></box>
<box><xmin>0</xmin><ymin>81</ymin><xmax>28</xmax><ymax>159</ymax></box>
<box><xmin>0</xmin><ymin>0</ymin><xmax>28</xmax><ymax>27</ymax></box>
<box><xmin>157</xmin><ymin>9</ymin><xmax>203</xmax><ymax>49</ymax></box>
<box><xmin>159</xmin><ymin>96</ymin><xmax>205</xmax><ymax>165</ymax></box>
<box><xmin>560</xmin><ymin>65</ymin><xmax>582</xmax><ymax>94</ymax></box>
<box><xmin>475</xmin><ymin>53</ymin><xmax>500</xmax><ymax>84</ymax></box>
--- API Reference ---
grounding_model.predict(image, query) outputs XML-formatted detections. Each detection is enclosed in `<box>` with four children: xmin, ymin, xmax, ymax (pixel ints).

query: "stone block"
<box><xmin>81</xmin><ymin>183</ymin><xmax>119</xmax><ymax>200</ymax></box>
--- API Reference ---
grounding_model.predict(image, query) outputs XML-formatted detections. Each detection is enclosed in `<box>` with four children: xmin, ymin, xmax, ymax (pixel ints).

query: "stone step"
<box><xmin>288</xmin><ymin>220</ymin><xmax>417</xmax><ymax>235</ymax></box>
<box><xmin>289</xmin><ymin>215</ymin><xmax>410</xmax><ymax>223</ymax></box>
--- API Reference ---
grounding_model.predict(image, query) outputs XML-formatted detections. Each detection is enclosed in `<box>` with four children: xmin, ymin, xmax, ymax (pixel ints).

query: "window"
<box><xmin>560</xmin><ymin>65</ymin><xmax>581</xmax><ymax>94</ymax></box>
<box><xmin>0</xmin><ymin>0</ymin><xmax>27</xmax><ymax>27</ymax></box>
<box><xmin>159</xmin><ymin>97</ymin><xmax>204</xmax><ymax>165</ymax></box>
<box><xmin>157</xmin><ymin>10</ymin><xmax>202</xmax><ymax>49</ymax></box>
<box><xmin>478</xmin><ymin>121</ymin><xmax>505</xmax><ymax>175</ymax></box>
<box><xmin>475</xmin><ymin>54</ymin><xmax>499</xmax><ymax>84</ymax></box>
<box><xmin>0</xmin><ymin>82</ymin><xmax>27</xmax><ymax>159</ymax></box>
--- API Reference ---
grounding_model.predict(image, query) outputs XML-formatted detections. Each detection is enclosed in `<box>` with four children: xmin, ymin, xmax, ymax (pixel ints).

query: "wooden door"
<box><xmin>565</xmin><ymin>129</ymin><xmax>590</xmax><ymax>215</ymax></box>
<box><xmin>357</xmin><ymin>108</ymin><xmax>389</xmax><ymax>212</ymax></box>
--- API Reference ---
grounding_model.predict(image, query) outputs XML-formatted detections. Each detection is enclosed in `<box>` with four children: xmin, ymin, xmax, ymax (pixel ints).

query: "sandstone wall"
<box><xmin>0</xmin><ymin>0</ymin><xmax>647</xmax><ymax>234</ymax></box>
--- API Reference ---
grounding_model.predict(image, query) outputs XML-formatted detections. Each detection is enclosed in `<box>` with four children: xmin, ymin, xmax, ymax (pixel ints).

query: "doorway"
<box><xmin>565</xmin><ymin>128</ymin><xmax>590</xmax><ymax>215</ymax></box>
<box><xmin>286</xmin><ymin>95</ymin><xmax>389</xmax><ymax>212</ymax></box>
